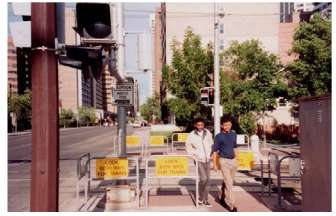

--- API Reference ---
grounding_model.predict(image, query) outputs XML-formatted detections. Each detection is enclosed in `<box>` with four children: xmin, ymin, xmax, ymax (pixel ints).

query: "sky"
<box><xmin>124</xmin><ymin>3</ymin><xmax>159</xmax><ymax>106</ymax></box>
<box><xmin>8</xmin><ymin>2</ymin><xmax>159</xmax><ymax>106</ymax></box>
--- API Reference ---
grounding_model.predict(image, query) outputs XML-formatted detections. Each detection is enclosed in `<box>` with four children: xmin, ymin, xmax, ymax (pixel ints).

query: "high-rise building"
<box><xmin>278</xmin><ymin>2</ymin><xmax>300</xmax><ymax>65</ymax></box>
<box><xmin>152</xmin><ymin>6</ymin><xmax>164</xmax><ymax>96</ymax></box>
<box><xmin>7</xmin><ymin>37</ymin><xmax>18</xmax><ymax>96</ymax></box>
<box><xmin>295</xmin><ymin>2</ymin><xmax>331</xmax><ymax>21</ymax></box>
<box><xmin>165</xmin><ymin>3</ymin><xmax>280</xmax><ymax>64</ymax></box>
<box><xmin>16</xmin><ymin>47</ymin><xmax>31</xmax><ymax>94</ymax></box>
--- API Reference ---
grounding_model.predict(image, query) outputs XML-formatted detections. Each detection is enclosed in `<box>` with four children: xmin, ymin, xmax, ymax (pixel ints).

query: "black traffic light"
<box><xmin>58</xmin><ymin>45</ymin><xmax>106</xmax><ymax>80</ymax></box>
<box><xmin>201</xmin><ymin>88</ymin><xmax>209</xmax><ymax>106</ymax></box>
<box><xmin>75</xmin><ymin>3</ymin><xmax>113</xmax><ymax>39</ymax></box>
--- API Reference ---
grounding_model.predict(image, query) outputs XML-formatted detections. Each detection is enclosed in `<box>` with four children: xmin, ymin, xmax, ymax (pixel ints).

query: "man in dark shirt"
<box><xmin>212</xmin><ymin>115</ymin><xmax>238</xmax><ymax>212</ymax></box>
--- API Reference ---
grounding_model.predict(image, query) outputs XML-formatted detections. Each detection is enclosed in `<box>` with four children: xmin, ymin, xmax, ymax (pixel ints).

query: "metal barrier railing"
<box><xmin>126</xmin><ymin>135</ymin><xmax>144</xmax><ymax>156</ymax></box>
<box><xmin>261</xmin><ymin>152</ymin><xmax>301</xmax><ymax>209</ymax></box>
<box><xmin>76</xmin><ymin>153</ymin><xmax>91</xmax><ymax>209</ymax></box>
<box><xmin>145</xmin><ymin>136</ymin><xmax>169</xmax><ymax>155</ymax></box>
<box><xmin>144</xmin><ymin>154</ymin><xmax>199</xmax><ymax>208</ymax></box>
<box><xmin>76</xmin><ymin>155</ymin><xmax>140</xmax><ymax>209</ymax></box>
<box><xmin>89</xmin><ymin>156</ymin><xmax>140</xmax><ymax>208</ymax></box>
<box><xmin>171</xmin><ymin>132</ymin><xmax>189</xmax><ymax>152</ymax></box>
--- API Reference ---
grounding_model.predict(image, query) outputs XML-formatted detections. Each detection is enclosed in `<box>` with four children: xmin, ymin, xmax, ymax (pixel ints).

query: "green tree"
<box><xmin>286</xmin><ymin>14</ymin><xmax>331</xmax><ymax>100</ymax></box>
<box><xmin>221</xmin><ymin>39</ymin><xmax>285</xmax><ymax>115</ymax></box>
<box><xmin>78</xmin><ymin>106</ymin><xmax>96</xmax><ymax>126</ymax></box>
<box><xmin>140</xmin><ymin>93</ymin><xmax>161</xmax><ymax>123</ymax></box>
<box><xmin>59</xmin><ymin>109</ymin><xmax>75</xmax><ymax>128</ymax></box>
<box><xmin>163</xmin><ymin>27</ymin><xmax>213</xmax><ymax>126</ymax></box>
<box><xmin>221</xmin><ymin>39</ymin><xmax>286</xmax><ymax>136</ymax></box>
<box><xmin>8</xmin><ymin>90</ymin><xmax>32</xmax><ymax>131</ymax></box>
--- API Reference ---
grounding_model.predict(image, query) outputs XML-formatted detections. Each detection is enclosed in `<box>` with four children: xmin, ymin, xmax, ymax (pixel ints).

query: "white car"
<box><xmin>132</xmin><ymin>121</ymin><xmax>141</xmax><ymax>128</ymax></box>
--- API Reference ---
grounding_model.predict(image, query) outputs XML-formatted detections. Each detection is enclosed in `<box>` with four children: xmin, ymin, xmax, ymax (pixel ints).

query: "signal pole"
<box><xmin>30</xmin><ymin>3</ymin><xmax>59</xmax><ymax>211</ymax></box>
<box><xmin>116</xmin><ymin>3</ymin><xmax>127</xmax><ymax>155</ymax></box>
<box><xmin>214</xmin><ymin>3</ymin><xmax>221</xmax><ymax>136</ymax></box>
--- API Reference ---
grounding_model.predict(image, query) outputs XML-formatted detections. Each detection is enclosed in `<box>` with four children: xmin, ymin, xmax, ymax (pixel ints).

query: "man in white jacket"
<box><xmin>185</xmin><ymin>117</ymin><xmax>213</xmax><ymax>207</ymax></box>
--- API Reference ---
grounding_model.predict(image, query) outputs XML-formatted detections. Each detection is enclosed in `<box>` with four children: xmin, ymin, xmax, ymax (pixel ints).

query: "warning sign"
<box><xmin>237</xmin><ymin>151</ymin><xmax>254</xmax><ymax>171</ymax></box>
<box><xmin>155</xmin><ymin>156</ymin><xmax>189</xmax><ymax>176</ymax></box>
<box><xmin>96</xmin><ymin>158</ymin><xmax>128</xmax><ymax>178</ymax></box>
<box><xmin>149</xmin><ymin>136</ymin><xmax>165</xmax><ymax>146</ymax></box>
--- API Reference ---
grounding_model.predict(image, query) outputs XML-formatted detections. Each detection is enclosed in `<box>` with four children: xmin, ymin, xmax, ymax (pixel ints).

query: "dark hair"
<box><xmin>194</xmin><ymin>116</ymin><xmax>205</xmax><ymax>124</ymax></box>
<box><xmin>220</xmin><ymin>115</ymin><xmax>232</xmax><ymax>124</ymax></box>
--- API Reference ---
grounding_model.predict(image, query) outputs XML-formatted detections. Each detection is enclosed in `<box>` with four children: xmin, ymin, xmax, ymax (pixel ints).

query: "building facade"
<box><xmin>8</xmin><ymin>37</ymin><xmax>18</xmax><ymax>96</ymax></box>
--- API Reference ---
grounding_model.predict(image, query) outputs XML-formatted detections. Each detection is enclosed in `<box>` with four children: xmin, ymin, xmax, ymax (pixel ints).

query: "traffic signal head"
<box><xmin>200</xmin><ymin>88</ymin><xmax>209</xmax><ymax>106</ymax></box>
<box><xmin>75</xmin><ymin>3</ymin><xmax>113</xmax><ymax>40</ymax></box>
<box><xmin>58</xmin><ymin>45</ymin><xmax>106</xmax><ymax>80</ymax></box>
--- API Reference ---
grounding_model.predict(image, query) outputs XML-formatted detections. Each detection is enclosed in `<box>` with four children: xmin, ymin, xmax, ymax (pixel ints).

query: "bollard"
<box><xmin>250</xmin><ymin>134</ymin><xmax>260</xmax><ymax>161</ymax></box>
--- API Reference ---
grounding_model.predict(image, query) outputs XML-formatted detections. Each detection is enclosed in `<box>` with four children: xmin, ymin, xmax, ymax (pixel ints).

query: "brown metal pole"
<box><xmin>30</xmin><ymin>3</ymin><xmax>59</xmax><ymax>211</ymax></box>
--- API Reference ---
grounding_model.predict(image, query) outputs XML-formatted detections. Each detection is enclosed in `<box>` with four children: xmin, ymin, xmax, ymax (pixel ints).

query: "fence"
<box><xmin>260</xmin><ymin>152</ymin><xmax>301</xmax><ymax>208</ymax></box>
<box><xmin>144</xmin><ymin>154</ymin><xmax>199</xmax><ymax>208</ymax></box>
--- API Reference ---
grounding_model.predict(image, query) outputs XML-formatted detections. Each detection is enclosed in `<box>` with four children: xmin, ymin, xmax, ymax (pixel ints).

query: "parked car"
<box><xmin>132</xmin><ymin>121</ymin><xmax>141</xmax><ymax>128</ymax></box>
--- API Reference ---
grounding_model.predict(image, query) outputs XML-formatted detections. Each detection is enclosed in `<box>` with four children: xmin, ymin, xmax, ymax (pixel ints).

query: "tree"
<box><xmin>286</xmin><ymin>14</ymin><xmax>331</xmax><ymax>100</ymax></box>
<box><xmin>59</xmin><ymin>109</ymin><xmax>75</xmax><ymax>128</ymax></box>
<box><xmin>221</xmin><ymin>40</ymin><xmax>286</xmax><ymax>138</ymax></box>
<box><xmin>8</xmin><ymin>90</ymin><xmax>32</xmax><ymax>131</ymax></box>
<box><xmin>78</xmin><ymin>106</ymin><xmax>96</xmax><ymax>126</ymax></box>
<box><xmin>221</xmin><ymin>39</ymin><xmax>285</xmax><ymax>115</ymax></box>
<box><xmin>163</xmin><ymin>27</ymin><xmax>213</xmax><ymax>126</ymax></box>
<box><xmin>140</xmin><ymin>93</ymin><xmax>161</xmax><ymax>123</ymax></box>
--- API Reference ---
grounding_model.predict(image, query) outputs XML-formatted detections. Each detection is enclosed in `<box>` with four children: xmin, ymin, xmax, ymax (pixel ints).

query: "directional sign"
<box><xmin>113</xmin><ymin>84</ymin><xmax>133</xmax><ymax>106</ymax></box>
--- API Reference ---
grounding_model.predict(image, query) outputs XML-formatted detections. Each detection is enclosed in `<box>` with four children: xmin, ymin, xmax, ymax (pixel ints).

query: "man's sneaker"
<box><xmin>203</xmin><ymin>201</ymin><xmax>212</xmax><ymax>208</ymax></box>
<box><xmin>197</xmin><ymin>199</ymin><xmax>203</xmax><ymax>205</ymax></box>
<box><xmin>229</xmin><ymin>207</ymin><xmax>238</xmax><ymax>212</ymax></box>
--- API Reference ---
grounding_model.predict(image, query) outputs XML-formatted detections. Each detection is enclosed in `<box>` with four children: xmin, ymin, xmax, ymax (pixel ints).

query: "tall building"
<box><xmin>152</xmin><ymin>6</ymin><xmax>164</xmax><ymax>96</ymax></box>
<box><xmin>278</xmin><ymin>2</ymin><xmax>300</xmax><ymax>65</ymax></box>
<box><xmin>16</xmin><ymin>47</ymin><xmax>31</xmax><ymax>94</ymax></box>
<box><xmin>165</xmin><ymin>3</ymin><xmax>280</xmax><ymax>64</ymax></box>
<box><xmin>295</xmin><ymin>2</ymin><xmax>332</xmax><ymax>21</ymax></box>
<box><xmin>7</xmin><ymin>37</ymin><xmax>18</xmax><ymax>96</ymax></box>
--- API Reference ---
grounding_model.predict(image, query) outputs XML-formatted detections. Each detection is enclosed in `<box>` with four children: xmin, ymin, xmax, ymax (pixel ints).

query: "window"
<box><xmin>219</xmin><ymin>40</ymin><xmax>224</xmax><ymax>50</ymax></box>
<box><xmin>280</xmin><ymin>2</ymin><xmax>294</xmax><ymax>23</ymax></box>
<box><xmin>219</xmin><ymin>24</ymin><xmax>224</xmax><ymax>34</ymax></box>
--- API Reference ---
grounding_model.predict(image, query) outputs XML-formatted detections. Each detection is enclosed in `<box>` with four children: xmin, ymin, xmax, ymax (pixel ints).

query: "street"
<box><xmin>8</xmin><ymin>126</ymin><xmax>138</xmax><ymax>211</ymax></box>
<box><xmin>8</xmin><ymin>126</ymin><xmax>135</xmax><ymax>161</ymax></box>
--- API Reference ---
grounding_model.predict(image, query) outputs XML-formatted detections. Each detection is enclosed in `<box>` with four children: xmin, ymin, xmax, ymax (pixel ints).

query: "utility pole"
<box><xmin>30</xmin><ymin>3</ymin><xmax>59</xmax><ymax>211</ymax></box>
<box><xmin>116</xmin><ymin>3</ymin><xmax>127</xmax><ymax>156</ymax></box>
<box><xmin>214</xmin><ymin>3</ymin><xmax>222</xmax><ymax>136</ymax></box>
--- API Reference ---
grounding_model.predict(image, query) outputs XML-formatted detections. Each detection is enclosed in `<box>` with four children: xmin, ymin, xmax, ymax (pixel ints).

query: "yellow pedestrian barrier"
<box><xmin>171</xmin><ymin>132</ymin><xmax>189</xmax><ymax>152</ymax></box>
<box><xmin>126</xmin><ymin>135</ymin><xmax>144</xmax><ymax>155</ymax></box>
<box><xmin>149</xmin><ymin>135</ymin><xmax>165</xmax><ymax>146</ymax></box>
<box><xmin>177</xmin><ymin>133</ymin><xmax>188</xmax><ymax>142</ymax></box>
<box><xmin>126</xmin><ymin>136</ymin><xmax>141</xmax><ymax>146</ymax></box>
<box><xmin>237</xmin><ymin>150</ymin><xmax>254</xmax><ymax>171</ymax></box>
<box><xmin>146</xmin><ymin>135</ymin><xmax>169</xmax><ymax>154</ymax></box>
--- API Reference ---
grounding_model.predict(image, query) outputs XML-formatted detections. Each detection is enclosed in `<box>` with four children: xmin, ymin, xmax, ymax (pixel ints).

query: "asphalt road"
<box><xmin>8</xmin><ymin>126</ymin><xmax>135</xmax><ymax>161</ymax></box>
